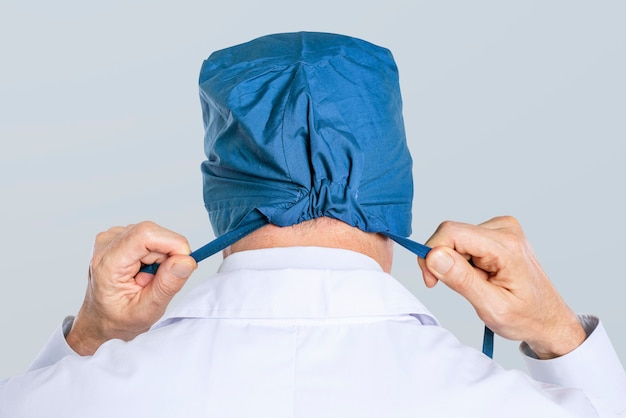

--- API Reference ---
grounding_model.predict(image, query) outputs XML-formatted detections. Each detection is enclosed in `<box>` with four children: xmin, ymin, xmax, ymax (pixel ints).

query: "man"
<box><xmin>1</xmin><ymin>32</ymin><xmax>624</xmax><ymax>417</ymax></box>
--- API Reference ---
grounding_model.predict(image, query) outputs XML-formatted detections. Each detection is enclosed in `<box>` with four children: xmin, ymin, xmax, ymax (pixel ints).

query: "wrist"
<box><xmin>66</xmin><ymin>309</ymin><xmax>109</xmax><ymax>356</ymax></box>
<box><xmin>525</xmin><ymin>315</ymin><xmax>587</xmax><ymax>359</ymax></box>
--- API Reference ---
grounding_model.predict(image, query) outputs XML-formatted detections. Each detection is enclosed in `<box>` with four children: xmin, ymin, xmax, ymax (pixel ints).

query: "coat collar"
<box><xmin>154</xmin><ymin>247</ymin><xmax>437</xmax><ymax>328</ymax></box>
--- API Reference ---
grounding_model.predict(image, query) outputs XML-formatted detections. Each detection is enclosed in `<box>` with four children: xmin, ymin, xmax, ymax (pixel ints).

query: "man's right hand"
<box><xmin>66</xmin><ymin>221</ymin><xmax>197</xmax><ymax>356</ymax></box>
<box><xmin>417</xmin><ymin>216</ymin><xmax>586</xmax><ymax>359</ymax></box>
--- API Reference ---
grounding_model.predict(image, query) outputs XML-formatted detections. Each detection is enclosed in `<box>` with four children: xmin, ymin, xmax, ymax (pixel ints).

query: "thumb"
<box><xmin>149</xmin><ymin>255</ymin><xmax>197</xmax><ymax>304</ymax></box>
<box><xmin>425</xmin><ymin>247</ymin><xmax>489</xmax><ymax>304</ymax></box>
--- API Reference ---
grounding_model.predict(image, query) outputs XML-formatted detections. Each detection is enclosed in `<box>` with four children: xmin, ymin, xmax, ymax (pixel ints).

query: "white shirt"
<box><xmin>1</xmin><ymin>247</ymin><xmax>625</xmax><ymax>417</ymax></box>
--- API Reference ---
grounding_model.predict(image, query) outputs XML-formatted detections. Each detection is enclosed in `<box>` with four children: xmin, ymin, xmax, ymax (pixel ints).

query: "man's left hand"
<box><xmin>66</xmin><ymin>221</ymin><xmax>197</xmax><ymax>356</ymax></box>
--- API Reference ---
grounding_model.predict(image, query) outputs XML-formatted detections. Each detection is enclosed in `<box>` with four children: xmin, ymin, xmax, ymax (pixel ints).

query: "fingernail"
<box><xmin>170</xmin><ymin>262</ymin><xmax>194</xmax><ymax>279</ymax></box>
<box><xmin>428</xmin><ymin>250</ymin><xmax>454</xmax><ymax>276</ymax></box>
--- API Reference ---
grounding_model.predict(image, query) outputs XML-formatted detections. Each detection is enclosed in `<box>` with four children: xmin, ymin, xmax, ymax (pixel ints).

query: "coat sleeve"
<box><xmin>521</xmin><ymin>315</ymin><xmax>626</xmax><ymax>416</ymax></box>
<box><xmin>27</xmin><ymin>316</ymin><xmax>80</xmax><ymax>372</ymax></box>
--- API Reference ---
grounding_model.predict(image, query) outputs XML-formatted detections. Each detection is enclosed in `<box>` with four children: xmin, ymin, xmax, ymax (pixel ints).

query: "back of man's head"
<box><xmin>197</xmin><ymin>32</ymin><xmax>421</xmax><ymax>259</ymax></box>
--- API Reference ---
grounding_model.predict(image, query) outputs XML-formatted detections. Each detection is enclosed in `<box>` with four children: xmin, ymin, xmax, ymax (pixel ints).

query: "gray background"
<box><xmin>1</xmin><ymin>0</ymin><xmax>624</xmax><ymax>378</ymax></box>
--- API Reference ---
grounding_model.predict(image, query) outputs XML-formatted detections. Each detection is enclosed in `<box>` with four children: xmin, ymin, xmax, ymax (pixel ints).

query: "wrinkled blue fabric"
<box><xmin>199</xmin><ymin>32</ymin><xmax>413</xmax><ymax>238</ymax></box>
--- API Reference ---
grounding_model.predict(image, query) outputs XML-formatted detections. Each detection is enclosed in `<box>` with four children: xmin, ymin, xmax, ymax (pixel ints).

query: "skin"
<box><xmin>67</xmin><ymin>216</ymin><xmax>586</xmax><ymax>360</ymax></box>
<box><xmin>66</xmin><ymin>221</ymin><xmax>197</xmax><ymax>356</ymax></box>
<box><xmin>224</xmin><ymin>217</ymin><xmax>395</xmax><ymax>273</ymax></box>
<box><xmin>417</xmin><ymin>216</ymin><xmax>586</xmax><ymax>359</ymax></box>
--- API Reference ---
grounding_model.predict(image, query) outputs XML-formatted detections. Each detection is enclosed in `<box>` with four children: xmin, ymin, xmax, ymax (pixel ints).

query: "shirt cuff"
<box><xmin>521</xmin><ymin>315</ymin><xmax>626</xmax><ymax>414</ymax></box>
<box><xmin>27</xmin><ymin>316</ymin><xmax>80</xmax><ymax>372</ymax></box>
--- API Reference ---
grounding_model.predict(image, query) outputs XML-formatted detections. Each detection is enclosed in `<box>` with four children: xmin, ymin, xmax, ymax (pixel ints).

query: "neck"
<box><xmin>223</xmin><ymin>218</ymin><xmax>394</xmax><ymax>273</ymax></box>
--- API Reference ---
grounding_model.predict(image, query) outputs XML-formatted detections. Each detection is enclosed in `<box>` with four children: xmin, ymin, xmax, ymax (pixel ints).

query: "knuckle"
<box><xmin>133</xmin><ymin>221</ymin><xmax>158</xmax><ymax>237</ymax></box>
<box><xmin>94</xmin><ymin>231</ymin><xmax>109</xmax><ymax>244</ymax></box>
<box><xmin>436</xmin><ymin>220</ymin><xmax>458</xmax><ymax>235</ymax></box>
<box><xmin>136</xmin><ymin>220</ymin><xmax>157</xmax><ymax>230</ymax></box>
<box><xmin>497</xmin><ymin>216</ymin><xmax>524</xmax><ymax>234</ymax></box>
<box><xmin>501</xmin><ymin>229</ymin><xmax>525</xmax><ymax>253</ymax></box>
<box><xmin>497</xmin><ymin>305</ymin><xmax>521</xmax><ymax>327</ymax></box>
<box><xmin>498</xmin><ymin>215</ymin><xmax>519</xmax><ymax>226</ymax></box>
<box><xmin>94</xmin><ymin>226</ymin><xmax>127</xmax><ymax>247</ymax></box>
<box><xmin>490</xmin><ymin>301</ymin><xmax>511</xmax><ymax>320</ymax></box>
<box><xmin>480</xmin><ymin>298</ymin><xmax>513</xmax><ymax>325</ymax></box>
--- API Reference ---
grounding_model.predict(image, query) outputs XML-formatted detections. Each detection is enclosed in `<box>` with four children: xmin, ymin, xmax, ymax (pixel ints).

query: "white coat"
<box><xmin>1</xmin><ymin>247</ymin><xmax>625</xmax><ymax>417</ymax></box>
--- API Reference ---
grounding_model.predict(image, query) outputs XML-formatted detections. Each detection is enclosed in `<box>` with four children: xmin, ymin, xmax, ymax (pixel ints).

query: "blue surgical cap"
<box><xmin>197</xmin><ymin>32</ymin><xmax>428</xmax><ymax>256</ymax></box>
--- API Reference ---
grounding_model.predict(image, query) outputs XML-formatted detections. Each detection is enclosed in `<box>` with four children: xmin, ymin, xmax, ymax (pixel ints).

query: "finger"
<box><xmin>424</xmin><ymin>220</ymin><xmax>517</xmax><ymax>275</ymax></box>
<box><xmin>94</xmin><ymin>225</ymin><xmax>132</xmax><ymax>249</ymax></box>
<box><xmin>92</xmin><ymin>226</ymin><xmax>128</xmax><ymax>262</ymax></box>
<box><xmin>417</xmin><ymin>256</ymin><xmax>439</xmax><ymax>288</ymax></box>
<box><xmin>135</xmin><ymin>271</ymin><xmax>156</xmax><ymax>288</ymax></box>
<box><xmin>477</xmin><ymin>215</ymin><xmax>521</xmax><ymax>231</ymax></box>
<box><xmin>145</xmin><ymin>254</ymin><xmax>197</xmax><ymax>305</ymax></box>
<box><xmin>130</xmin><ymin>249</ymin><xmax>191</xmax><ymax>287</ymax></box>
<box><xmin>134</xmin><ymin>250</ymin><xmax>184</xmax><ymax>287</ymax></box>
<box><xmin>96</xmin><ymin>247</ymin><xmax>174</xmax><ymax>286</ymax></box>
<box><xmin>106</xmin><ymin>221</ymin><xmax>192</xmax><ymax>270</ymax></box>
<box><xmin>139</xmin><ymin>250</ymin><xmax>179</xmax><ymax>267</ymax></box>
<box><xmin>418</xmin><ymin>220</ymin><xmax>479</xmax><ymax>289</ymax></box>
<box><xmin>424</xmin><ymin>220</ymin><xmax>476</xmax><ymax>251</ymax></box>
<box><xmin>425</xmin><ymin>246</ymin><xmax>493</xmax><ymax>305</ymax></box>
